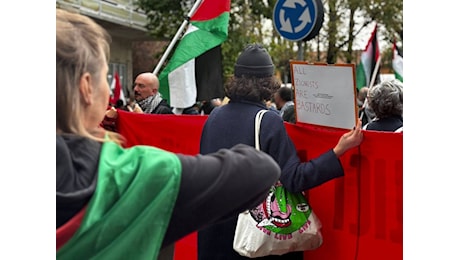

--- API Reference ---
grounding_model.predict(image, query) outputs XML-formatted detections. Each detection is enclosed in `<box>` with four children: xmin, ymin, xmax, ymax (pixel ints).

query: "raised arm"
<box><xmin>161</xmin><ymin>143</ymin><xmax>280</xmax><ymax>246</ymax></box>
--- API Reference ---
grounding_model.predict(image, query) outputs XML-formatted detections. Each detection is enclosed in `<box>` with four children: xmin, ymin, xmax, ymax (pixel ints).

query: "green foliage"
<box><xmin>134</xmin><ymin>0</ymin><xmax>186</xmax><ymax>40</ymax></box>
<box><xmin>362</xmin><ymin>0</ymin><xmax>403</xmax><ymax>41</ymax></box>
<box><xmin>135</xmin><ymin>0</ymin><xmax>402</xmax><ymax>82</ymax></box>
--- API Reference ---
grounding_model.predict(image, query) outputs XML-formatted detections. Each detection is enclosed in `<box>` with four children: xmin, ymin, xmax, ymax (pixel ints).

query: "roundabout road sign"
<box><xmin>273</xmin><ymin>0</ymin><xmax>324</xmax><ymax>42</ymax></box>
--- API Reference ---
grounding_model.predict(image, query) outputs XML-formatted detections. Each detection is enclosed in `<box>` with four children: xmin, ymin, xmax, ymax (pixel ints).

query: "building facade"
<box><xmin>56</xmin><ymin>0</ymin><xmax>155</xmax><ymax>101</ymax></box>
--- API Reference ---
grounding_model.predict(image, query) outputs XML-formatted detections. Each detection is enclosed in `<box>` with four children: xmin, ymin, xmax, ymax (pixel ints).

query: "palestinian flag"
<box><xmin>356</xmin><ymin>24</ymin><xmax>380</xmax><ymax>90</ymax></box>
<box><xmin>109</xmin><ymin>71</ymin><xmax>126</xmax><ymax>106</ymax></box>
<box><xmin>392</xmin><ymin>41</ymin><xmax>403</xmax><ymax>82</ymax></box>
<box><xmin>158</xmin><ymin>0</ymin><xmax>230</xmax><ymax>109</ymax></box>
<box><xmin>56</xmin><ymin>141</ymin><xmax>182</xmax><ymax>259</ymax></box>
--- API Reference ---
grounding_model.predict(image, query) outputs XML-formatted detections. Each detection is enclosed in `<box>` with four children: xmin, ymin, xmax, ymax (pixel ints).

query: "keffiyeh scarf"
<box><xmin>137</xmin><ymin>93</ymin><xmax>163</xmax><ymax>114</ymax></box>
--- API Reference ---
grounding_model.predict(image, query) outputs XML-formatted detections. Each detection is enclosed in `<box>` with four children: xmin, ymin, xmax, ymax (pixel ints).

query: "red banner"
<box><xmin>117</xmin><ymin>111</ymin><xmax>403</xmax><ymax>260</ymax></box>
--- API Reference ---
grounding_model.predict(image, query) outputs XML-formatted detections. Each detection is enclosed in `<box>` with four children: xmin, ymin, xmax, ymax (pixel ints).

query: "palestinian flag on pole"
<box><xmin>158</xmin><ymin>0</ymin><xmax>230</xmax><ymax>109</ymax></box>
<box><xmin>356</xmin><ymin>24</ymin><xmax>380</xmax><ymax>90</ymax></box>
<box><xmin>392</xmin><ymin>41</ymin><xmax>403</xmax><ymax>82</ymax></box>
<box><xmin>109</xmin><ymin>71</ymin><xmax>126</xmax><ymax>106</ymax></box>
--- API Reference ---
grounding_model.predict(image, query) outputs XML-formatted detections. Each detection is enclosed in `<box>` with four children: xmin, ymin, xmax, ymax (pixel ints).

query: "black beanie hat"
<box><xmin>234</xmin><ymin>43</ymin><xmax>274</xmax><ymax>78</ymax></box>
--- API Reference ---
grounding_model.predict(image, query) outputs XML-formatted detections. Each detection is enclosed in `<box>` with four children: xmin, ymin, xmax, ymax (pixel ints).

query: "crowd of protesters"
<box><xmin>56</xmin><ymin>7</ymin><xmax>402</xmax><ymax>260</ymax></box>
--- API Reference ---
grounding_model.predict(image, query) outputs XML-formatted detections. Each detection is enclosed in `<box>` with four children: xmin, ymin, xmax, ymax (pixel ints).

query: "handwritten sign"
<box><xmin>290</xmin><ymin>61</ymin><xmax>358</xmax><ymax>130</ymax></box>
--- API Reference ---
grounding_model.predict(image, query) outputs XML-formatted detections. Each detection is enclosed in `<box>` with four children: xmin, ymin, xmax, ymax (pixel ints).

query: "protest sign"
<box><xmin>290</xmin><ymin>62</ymin><xmax>358</xmax><ymax>129</ymax></box>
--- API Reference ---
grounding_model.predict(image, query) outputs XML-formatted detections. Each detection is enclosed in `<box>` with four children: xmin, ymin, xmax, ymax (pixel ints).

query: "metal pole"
<box><xmin>297</xmin><ymin>41</ymin><xmax>304</xmax><ymax>61</ymax></box>
<box><xmin>360</xmin><ymin>56</ymin><xmax>382</xmax><ymax>120</ymax></box>
<box><xmin>152</xmin><ymin>0</ymin><xmax>204</xmax><ymax>75</ymax></box>
<box><xmin>369</xmin><ymin>55</ymin><xmax>382</xmax><ymax>89</ymax></box>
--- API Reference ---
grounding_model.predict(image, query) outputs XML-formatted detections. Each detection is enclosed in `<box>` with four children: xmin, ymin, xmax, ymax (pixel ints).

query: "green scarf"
<box><xmin>57</xmin><ymin>141</ymin><xmax>182</xmax><ymax>259</ymax></box>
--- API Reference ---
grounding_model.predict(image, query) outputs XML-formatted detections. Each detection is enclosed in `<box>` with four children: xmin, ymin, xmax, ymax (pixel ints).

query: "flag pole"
<box><xmin>152</xmin><ymin>0</ymin><xmax>204</xmax><ymax>76</ymax></box>
<box><xmin>360</xmin><ymin>55</ymin><xmax>381</xmax><ymax>121</ymax></box>
<box><xmin>369</xmin><ymin>55</ymin><xmax>382</xmax><ymax>90</ymax></box>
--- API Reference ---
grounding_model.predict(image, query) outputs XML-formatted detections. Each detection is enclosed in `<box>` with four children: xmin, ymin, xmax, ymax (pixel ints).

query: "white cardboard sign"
<box><xmin>290</xmin><ymin>62</ymin><xmax>358</xmax><ymax>130</ymax></box>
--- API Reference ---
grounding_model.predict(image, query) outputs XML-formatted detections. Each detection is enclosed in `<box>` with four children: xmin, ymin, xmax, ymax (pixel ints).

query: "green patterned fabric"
<box><xmin>57</xmin><ymin>141</ymin><xmax>182</xmax><ymax>259</ymax></box>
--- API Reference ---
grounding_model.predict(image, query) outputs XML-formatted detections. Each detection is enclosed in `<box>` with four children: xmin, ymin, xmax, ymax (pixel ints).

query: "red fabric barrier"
<box><xmin>117</xmin><ymin>111</ymin><xmax>207</xmax><ymax>155</ymax></box>
<box><xmin>286</xmin><ymin>123</ymin><xmax>402</xmax><ymax>260</ymax></box>
<box><xmin>116</xmin><ymin>111</ymin><xmax>403</xmax><ymax>260</ymax></box>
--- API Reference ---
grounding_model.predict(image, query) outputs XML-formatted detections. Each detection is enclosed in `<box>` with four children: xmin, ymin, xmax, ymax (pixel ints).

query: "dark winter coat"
<box><xmin>198</xmin><ymin>100</ymin><xmax>345</xmax><ymax>260</ymax></box>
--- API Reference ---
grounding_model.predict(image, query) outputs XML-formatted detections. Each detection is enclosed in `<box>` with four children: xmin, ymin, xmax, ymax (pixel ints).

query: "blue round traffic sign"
<box><xmin>273</xmin><ymin>0</ymin><xmax>324</xmax><ymax>42</ymax></box>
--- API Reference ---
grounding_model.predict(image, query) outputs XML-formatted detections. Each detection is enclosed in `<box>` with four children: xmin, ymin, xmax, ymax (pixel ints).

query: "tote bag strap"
<box><xmin>255</xmin><ymin>110</ymin><xmax>268</xmax><ymax>150</ymax></box>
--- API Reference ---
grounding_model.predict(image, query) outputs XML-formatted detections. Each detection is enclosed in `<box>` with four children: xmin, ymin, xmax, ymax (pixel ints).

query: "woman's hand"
<box><xmin>132</xmin><ymin>103</ymin><xmax>143</xmax><ymax>113</ymax></box>
<box><xmin>333</xmin><ymin>120</ymin><xmax>363</xmax><ymax>157</ymax></box>
<box><xmin>105</xmin><ymin>106</ymin><xmax>118</xmax><ymax>119</ymax></box>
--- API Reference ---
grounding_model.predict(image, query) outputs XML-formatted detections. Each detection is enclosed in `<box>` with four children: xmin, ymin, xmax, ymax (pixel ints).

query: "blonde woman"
<box><xmin>56</xmin><ymin>9</ymin><xmax>280</xmax><ymax>259</ymax></box>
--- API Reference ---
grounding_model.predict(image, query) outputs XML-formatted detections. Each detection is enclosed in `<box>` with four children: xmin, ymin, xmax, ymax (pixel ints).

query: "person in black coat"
<box><xmin>132</xmin><ymin>72</ymin><xmax>173</xmax><ymax>114</ymax></box>
<box><xmin>274</xmin><ymin>86</ymin><xmax>296</xmax><ymax>123</ymax></box>
<box><xmin>198</xmin><ymin>43</ymin><xmax>364</xmax><ymax>260</ymax></box>
<box><xmin>363</xmin><ymin>79</ymin><xmax>403</xmax><ymax>132</ymax></box>
<box><xmin>100</xmin><ymin>72</ymin><xmax>174</xmax><ymax>132</ymax></box>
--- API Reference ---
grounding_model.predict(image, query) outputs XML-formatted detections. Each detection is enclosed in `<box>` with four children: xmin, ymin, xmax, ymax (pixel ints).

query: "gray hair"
<box><xmin>367</xmin><ymin>79</ymin><xmax>403</xmax><ymax>119</ymax></box>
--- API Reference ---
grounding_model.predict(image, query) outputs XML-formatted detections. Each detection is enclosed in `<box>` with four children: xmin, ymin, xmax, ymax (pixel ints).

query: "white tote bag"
<box><xmin>233</xmin><ymin>110</ymin><xmax>323</xmax><ymax>258</ymax></box>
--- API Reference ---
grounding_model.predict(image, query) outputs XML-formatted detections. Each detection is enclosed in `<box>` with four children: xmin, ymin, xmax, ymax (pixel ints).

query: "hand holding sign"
<box><xmin>333</xmin><ymin>120</ymin><xmax>363</xmax><ymax>157</ymax></box>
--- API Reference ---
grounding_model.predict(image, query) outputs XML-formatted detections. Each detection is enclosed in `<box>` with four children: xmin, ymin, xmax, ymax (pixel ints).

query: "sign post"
<box><xmin>273</xmin><ymin>0</ymin><xmax>324</xmax><ymax>42</ymax></box>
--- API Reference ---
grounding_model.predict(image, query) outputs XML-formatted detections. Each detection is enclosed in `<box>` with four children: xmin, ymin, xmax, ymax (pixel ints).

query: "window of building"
<box><xmin>107</xmin><ymin>63</ymin><xmax>128</xmax><ymax>99</ymax></box>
